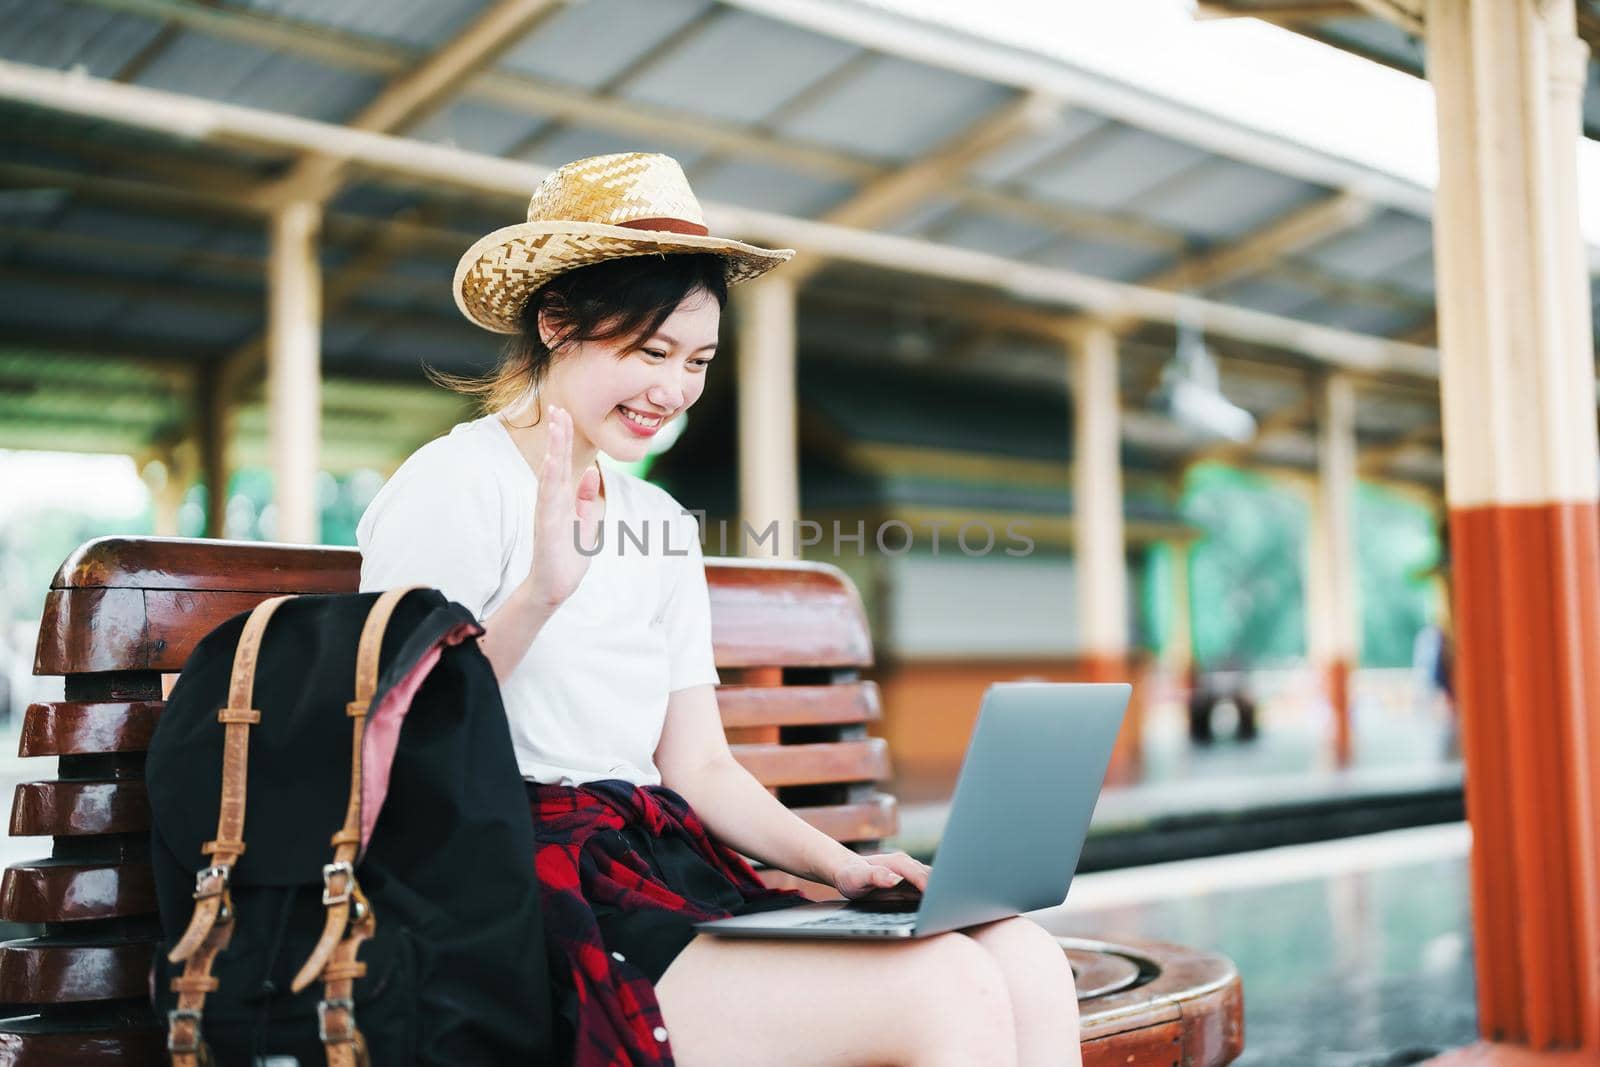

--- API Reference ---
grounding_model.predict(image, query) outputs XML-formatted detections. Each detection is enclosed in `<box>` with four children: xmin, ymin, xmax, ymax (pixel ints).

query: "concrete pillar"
<box><xmin>267</xmin><ymin>200</ymin><xmax>323</xmax><ymax>545</ymax></box>
<box><xmin>1425</xmin><ymin>0</ymin><xmax>1600</xmax><ymax>1051</ymax></box>
<box><xmin>1306</xmin><ymin>373</ymin><xmax>1359</xmax><ymax>767</ymax></box>
<box><xmin>1162</xmin><ymin>540</ymin><xmax>1193</xmax><ymax>674</ymax></box>
<box><xmin>736</xmin><ymin>274</ymin><xmax>799</xmax><ymax>559</ymax></box>
<box><xmin>1073</xmin><ymin>323</ymin><xmax>1128</xmax><ymax>670</ymax></box>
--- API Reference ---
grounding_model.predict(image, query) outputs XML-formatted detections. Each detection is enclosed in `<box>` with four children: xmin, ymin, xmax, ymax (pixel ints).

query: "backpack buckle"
<box><xmin>192</xmin><ymin>864</ymin><xmax>229</xmax><ymax>900</ymax></box>
<box><xmin>322</xmin><ymin>861</ymin><xmax>355</xmax><ymax>905</ymax></box>
<box><xmin>318</xmin><ymin>998</ymin><xmax>357</xmax><ymax>1044</ymax></box>
<box><xmin>167</xmin><ymin>1008</ymin><xmax>203</xmax><ymax>1054</ymax></box>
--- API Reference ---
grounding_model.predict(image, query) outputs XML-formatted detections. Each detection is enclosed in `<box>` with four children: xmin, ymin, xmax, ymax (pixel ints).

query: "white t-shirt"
<box><xmin>355</xmin><ymin>411</ymin><xmax>721</xmax><ymax>787</ymax></box>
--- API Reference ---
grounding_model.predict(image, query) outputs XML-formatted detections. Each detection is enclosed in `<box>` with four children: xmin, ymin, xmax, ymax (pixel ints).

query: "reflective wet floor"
<box><xmin>1037</xmin><ymin>823</ymin><xmax>1479</xmax><ymax>1066</ymax></box>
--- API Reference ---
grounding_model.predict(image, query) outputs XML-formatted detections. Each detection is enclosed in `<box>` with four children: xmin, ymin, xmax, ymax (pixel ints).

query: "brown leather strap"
<box><xmin>168</xmin><ymin>594</ymin><xmax>296</xmax><ymax>1066</ymax></box>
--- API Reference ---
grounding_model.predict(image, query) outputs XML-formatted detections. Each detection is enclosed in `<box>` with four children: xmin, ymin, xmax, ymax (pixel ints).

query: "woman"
<box><xmin>358</xmin><ymin>153</ymin><xmax>1081</xmax><ymax>1067</ymax></box>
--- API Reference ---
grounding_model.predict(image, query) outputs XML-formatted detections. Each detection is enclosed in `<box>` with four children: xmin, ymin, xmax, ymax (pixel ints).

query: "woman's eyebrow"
<box><xmin>652</xmin><ymin>332</ymin><xmax>717</xmax><ymax>352</ymax></box>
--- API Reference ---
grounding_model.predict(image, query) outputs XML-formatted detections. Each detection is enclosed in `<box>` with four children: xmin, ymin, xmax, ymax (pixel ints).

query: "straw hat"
<box><xmin>453</xmin><ymin>152</ymin><xmax>795</xmax><ymax>335</ymax></box>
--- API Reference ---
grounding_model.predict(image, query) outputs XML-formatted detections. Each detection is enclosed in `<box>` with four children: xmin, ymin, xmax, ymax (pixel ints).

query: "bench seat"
<box><xmin>1</xmin><ymin>536</ymin><xmax>1242</xmax><ymax>1064</ymax></box>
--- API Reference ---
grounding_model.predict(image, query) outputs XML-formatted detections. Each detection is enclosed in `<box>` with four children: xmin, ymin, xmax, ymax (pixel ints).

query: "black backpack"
<box><xmin>148</xmin><ymin>586</ymin><xmax>554</xmax><ymax>1066</ymax></box>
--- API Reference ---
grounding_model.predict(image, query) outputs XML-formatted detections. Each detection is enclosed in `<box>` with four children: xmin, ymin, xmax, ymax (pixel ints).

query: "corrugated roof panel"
<box><xmin>204</xmin><ymin>226</ymin><xmax>270</xmax><ymax>260</ymax></box>
<box><xmin>1028</xmin><ymin>236</ymin><xmax>1174</xmax><ymax>282</ymax></box>
<box><xmin>120</xmin><ymin>300</ymin><xmax>255</xmax><ymax>346</ymax></box>
<box><xmin>1128</xmin><ymin>161</ymin><xmax>1329</xmax><ymax>243</ymax></box>
<box><xmin>408</xmin><ymin>101</ymin><xmax>549</xmax><ymax>156</ymax></box>
<box><xmin>132</xmin><ymin>30</ymin><xmax>382</xmax><ymax>123</ymax></box>
<box><xmin>328</xmin><ymin>184</ymin><xmax>423</xmax><ymax>219</ymax></box>
<box><xmin>967</xmin><ymin>110</ymin><xmax>1110</xmax><ymax>186</ymax></box>
<box><xmin>686</xmin><ymin>158</ymin><xmax>854</xmax><ymax>216</ymax></box>
<box><xmin>0</xmin><ymin>0</ymin><xmax>168</xmax><ymax>78</ymax></box>
<box><xmin>772</xmin><ymin>56</ymin><xmax>1015</xmax><ymax>163</ymax></box>
<box><xmin>361</xmin><ymin>322</ymin><xmax>489</xmax><ymax>366</ymax></box>
<box><xmin>1023</xmin><ymin>124</ymin><xmax>1209</xmax><ymax>211</ymax></box>
<box><xmin>1292</xmin><ymin>299</ymin><xmax>1426</xmax><ymax>337</ymax></box>
<box><xmin>515</xmin><ymin>123</ymin><xmax>711</xmax><ymax>171</ymax></box>
<box><xmin>1381</xmin><ymin>252</ymin><xmax>1436</xmax><ymax>298</ymax></box>
<box><xmin>219</xmin><ymin>0</ymin><xmax>489</xmax><ymax>50</ymax></box>
<box><xmin>48</xmin><ymin>205</ymin><xmax>209</xmax><ymax>260</ymax></box>
<box><xmin>323</xmin><ymin>317</ymin><xmax>379</xmax><ymax>358</ymax></box>
<box><xmin>617</xmin><ymin>10</ymin><xmax>860</xmax><ymax>127</ymax></box>
<box><xmin>1207</xmin><ymin>276</ymin><xmax>1324</xmax><ymax>317</ymax></box>
<box><xmin>498</xmin><ymin>0</ymin><xmax>712</xmax><ymax>90</ymax></box>
<box><xmin>1299</xmin><ymin>209</ymin><xmax>1433</xmax><ymax>281</ymax></box>
<box><xmin>0</xmin><ymin>278</ymin><xmax>127</xmax><ymax>330</ymax></box>
<box><xmin>929</xmin><ymin>209</ymin><xmax>1058</xmax><ymax>259</ymax></box>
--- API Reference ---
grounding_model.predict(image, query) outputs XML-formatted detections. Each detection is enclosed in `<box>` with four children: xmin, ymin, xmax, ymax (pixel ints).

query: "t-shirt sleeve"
<box><xmin>356</xmin><ymin>442</ymin><xmax>507</xmax><ymax>621</ymax></box>
<box><xmin>660</xmin><ymin>508</ymin><xmax>721</xmax><ymax>692</ymax></box>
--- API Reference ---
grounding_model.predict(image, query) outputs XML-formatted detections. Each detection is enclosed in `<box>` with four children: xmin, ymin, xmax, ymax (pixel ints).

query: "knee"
<box><xmin>914</xmin><ymin>932</ymin><xmax>1016</xmax><ymax>1031</ymax></box>
<box><xmin>968</xmin><ymin>917</ymin><xmax>1078</xmax><ymax>1006</ymax></box>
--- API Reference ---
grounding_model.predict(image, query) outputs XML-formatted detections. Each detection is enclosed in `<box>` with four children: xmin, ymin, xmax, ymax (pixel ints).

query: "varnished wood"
<box><xmin>0</xmin><ymin>860</ymin><xmax>156</xmax><ymax>923</ymax></box>
<box><xmin>0</xmin><ymin>1022</ymin><xmax>164</xmax><ymax>1065</ymax></box>
<box><xmin>20</xmin><ymin>702</ymin><xmax>163</xmax><ymax>757</ymax></box>
<box><xmin>730</xmin><ymin>739</ymin><xmax>890</xmax><ymax>787</ymax></box>
<box><xmin>34</xmin><ymin>538</ymin><xmax>874</xmax><ymax>675</ymax></box>
<box><xmin>791</xmin><ymin>794</ymin><xmax>897</xmax><ymax>842</ymax></box>
<box><xmin>0</xmin><ymin>934</ymin><xmax>154</xmax><ymax>1003</ymax></box>
<box><xmin>717</xmin><ymin>682</ymin><xmax>880</xmax><ymax>728</ymax></box>
<box><xmin>9</xmin><ymin>780</ymin><xmax>149</xmax><ymax>837</ymax></box>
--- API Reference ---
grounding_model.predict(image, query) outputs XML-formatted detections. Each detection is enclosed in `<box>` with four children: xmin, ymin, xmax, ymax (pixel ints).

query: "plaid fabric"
<box><xmin>529</xmin><ymin>779</ymin><xmax>809</xmax><ymax>1066</ymax></box>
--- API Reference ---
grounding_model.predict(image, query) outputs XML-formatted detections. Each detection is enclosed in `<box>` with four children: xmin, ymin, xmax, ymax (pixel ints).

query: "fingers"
<box><xmin>869</xmin><ymin>852</ymin><xmax>932</xmax><ymax>890</ymax></box>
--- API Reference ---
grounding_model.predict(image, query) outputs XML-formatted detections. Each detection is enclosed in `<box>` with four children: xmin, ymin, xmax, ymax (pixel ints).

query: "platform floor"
<box><xmin>1031</xmin><ymin>822</ymin><xmax>1478</xmax><ymax>1066</ymax></box>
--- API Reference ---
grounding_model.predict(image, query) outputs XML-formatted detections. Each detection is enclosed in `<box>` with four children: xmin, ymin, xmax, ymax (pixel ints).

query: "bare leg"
<box><xmin>963</xmin><ymin>916</ymin><xmax>1082</xmax><ymax>1067</ymax></box>
<box><xmin>655</xmin><ymin>931</ymin><xmax>1018</xmax><ymax>1067</ymax></box>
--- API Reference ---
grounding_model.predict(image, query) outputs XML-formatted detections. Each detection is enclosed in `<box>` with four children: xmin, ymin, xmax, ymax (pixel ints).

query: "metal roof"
<box><xmin>0</xmin><ymin>0</ymin><xmax>1578</xmax><ymax>486</ymax></box>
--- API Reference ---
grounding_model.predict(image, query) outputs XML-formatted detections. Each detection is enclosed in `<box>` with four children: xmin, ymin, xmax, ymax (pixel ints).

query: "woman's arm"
<box><xmin>656</xmin><ymin>685</ymin><xmax>930</xmax><ymax>895</ymax></box>
<box><xmin>476</xmin><ymin>582</ymin><xmax>560</xmax><ymax>684</ymax></box>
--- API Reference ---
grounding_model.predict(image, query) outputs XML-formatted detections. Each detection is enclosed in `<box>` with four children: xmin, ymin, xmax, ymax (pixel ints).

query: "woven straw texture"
<box><xmin>455</xmin><ymin>152</ymin><xmax>794</xmax><ymax>334</ymax></box>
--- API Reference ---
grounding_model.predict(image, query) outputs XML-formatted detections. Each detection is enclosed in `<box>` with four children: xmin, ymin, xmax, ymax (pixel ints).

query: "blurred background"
<box><xmin>1</xmin><ymin>1</ymin><xmax>1598</xmax><ymax>1062</ymax></box>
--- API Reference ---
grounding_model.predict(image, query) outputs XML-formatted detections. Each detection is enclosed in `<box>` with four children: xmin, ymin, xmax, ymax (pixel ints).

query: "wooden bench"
<box><xmin>1</xmin><ymin>535</ymin><xmax>1243</xmax><ymax>1065</ymax></box>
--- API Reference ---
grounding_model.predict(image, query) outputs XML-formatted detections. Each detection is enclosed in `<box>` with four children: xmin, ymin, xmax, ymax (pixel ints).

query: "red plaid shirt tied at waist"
<box><xmin>529</xmin><ymin>778</ymin><xmax>809</xmax><ymax>1067</ymax></box>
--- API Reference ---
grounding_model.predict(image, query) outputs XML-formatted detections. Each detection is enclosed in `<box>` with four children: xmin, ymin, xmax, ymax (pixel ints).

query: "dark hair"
<box><xmin>427</xmin><ymin>252</ymin><xmax>729</xmax><ymax>426</ymax></box>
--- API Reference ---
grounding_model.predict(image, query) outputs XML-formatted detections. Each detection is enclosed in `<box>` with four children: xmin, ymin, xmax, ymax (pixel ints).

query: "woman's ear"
<box><xmin>536</xmin><ymin>306</ymin><xmax>566</xmax><ymax>353</ymax></box>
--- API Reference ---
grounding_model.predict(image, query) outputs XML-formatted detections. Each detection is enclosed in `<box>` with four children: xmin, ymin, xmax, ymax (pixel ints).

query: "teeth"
<box><xmin>619</xmin><ymin>407</ymin><xmax>662</xmax><ymax>428</ymax></box>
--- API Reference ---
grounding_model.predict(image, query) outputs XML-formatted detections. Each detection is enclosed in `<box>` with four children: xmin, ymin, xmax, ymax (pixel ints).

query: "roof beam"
<box><xmin>1134</xmin><ymin>192</ymin><xmax>1377</xmax><ymax>297</ymax></box>
<box><xmin>0</xmin><ymin>59</ymin><xmax>1438</xmax><ymax>378</ymax></box>
<box><xmin>252</xmin><ymin>0</ymin><xmax>566</xmax><ymax>209</ymax></box>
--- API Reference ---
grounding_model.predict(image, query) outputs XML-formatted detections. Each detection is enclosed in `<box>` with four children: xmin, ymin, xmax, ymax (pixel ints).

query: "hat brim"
<box><xmin>453</xmin><ymin>220</ymin><xmax>796</xmax><ymax>335</ymax></box>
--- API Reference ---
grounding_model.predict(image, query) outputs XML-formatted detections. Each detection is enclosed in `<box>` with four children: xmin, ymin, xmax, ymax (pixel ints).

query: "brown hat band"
<box><xmin>615</xmin><ymin>217</ymin><xmax>710</xmax><ymax>236</ymax></box>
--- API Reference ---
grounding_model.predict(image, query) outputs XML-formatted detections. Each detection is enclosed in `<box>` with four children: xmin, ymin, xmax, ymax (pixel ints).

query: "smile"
<box><xmin>617</xmin><ymin>406</ymin><xmax>664</xmax><ymax>429</ymax></box>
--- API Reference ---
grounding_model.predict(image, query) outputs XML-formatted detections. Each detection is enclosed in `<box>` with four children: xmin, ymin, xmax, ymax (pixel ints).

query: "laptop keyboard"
<box><xmin>795</xmin><ymin>910</ymin><xmax>918</xmax><ymax>929</ymax></box>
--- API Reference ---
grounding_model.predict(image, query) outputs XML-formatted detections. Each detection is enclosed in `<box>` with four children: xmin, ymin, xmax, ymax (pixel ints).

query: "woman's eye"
<box><xmin>643</xmin><ymin>349</ymin><xmax>668</xmax><ymax>360</ymax></box>
<box><xmin>691</xmin><ymin>359</ymin><xmax>712</xmax><ymax>370</ymax></box>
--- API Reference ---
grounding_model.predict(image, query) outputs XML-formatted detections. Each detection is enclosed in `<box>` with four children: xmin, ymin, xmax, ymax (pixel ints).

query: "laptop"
<box><xmin>694</xmin><ymin>681</ymin><xmax>1131</xmax><ymax>941</ymax></box>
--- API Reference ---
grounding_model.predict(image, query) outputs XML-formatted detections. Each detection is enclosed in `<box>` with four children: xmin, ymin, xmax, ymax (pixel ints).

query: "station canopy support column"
<box><xmin>1073</xmin><ymin>322</ymin><xmax>1130</xmax><ymax>676</ymax></box>
<box><xmin>736</xmin><ymin>273</ymin><xmax>800</xmax><ymax>559</ymax></box>
<box><xmin>266</xmin><ymin>200</ymin><xmax>323</xmax><ymax>545</ymax></box>
<box><xmin>1426</xmin><ymin>0</ymin><xmax>1600</xmax><ymax>1054</ymax></box>
<box><xmin>1306</xmin><ymin>372</ymin><xmax>1359</xmax><ymax>768</ymax></box>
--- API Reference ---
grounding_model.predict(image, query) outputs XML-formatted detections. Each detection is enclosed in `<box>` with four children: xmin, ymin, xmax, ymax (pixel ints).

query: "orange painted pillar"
<box><xmin>1305</xmin><ymin>373</ymin><xmax>1360</xmax><ymax>767</ymax></box>
<box><xmin>1426</xmin><ymin>0</ymin><xmax>1599</xmax><ymax>1051</ymax></box>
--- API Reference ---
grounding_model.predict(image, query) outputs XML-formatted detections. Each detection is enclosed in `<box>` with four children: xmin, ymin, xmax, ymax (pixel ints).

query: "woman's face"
<box><xmin>542</xmin><ymin>286</ymin><xmax>721</xmax><ymax>463</ymax></box>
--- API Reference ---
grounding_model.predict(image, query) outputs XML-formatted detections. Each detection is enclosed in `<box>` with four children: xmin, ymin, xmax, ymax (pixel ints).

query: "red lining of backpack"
<box><xmin>359</xmin><ymin>621</ymin><xmax>483</xmax><ymax>853</ymax></box>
